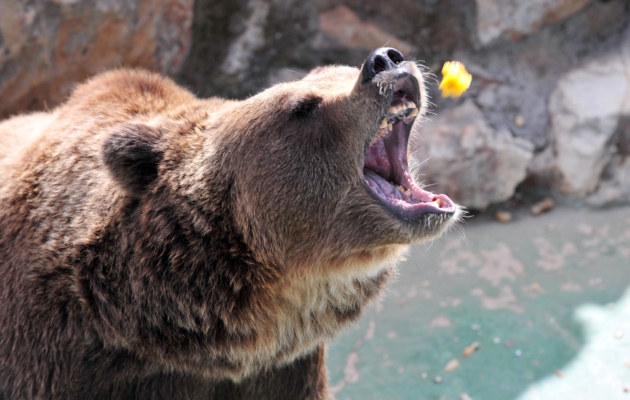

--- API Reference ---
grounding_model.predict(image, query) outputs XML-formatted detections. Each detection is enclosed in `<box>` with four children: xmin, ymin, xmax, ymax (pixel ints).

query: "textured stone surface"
<box><xmin>475</xmin><ymin>0</ymin><xmax>595</xmax><ymax>46</ymax></box>
<box><xmin>587</xmin><ymin>157</ymin><xmax>630</xmax><ymax>208</ymax></box>
<box><xmin>461</xmin><ymin>0</ymin><xmax>629</xmax><ymax>152</ymax></box>
<box><xmin>0</xmin><ymin>0</ymin><xmax>193</xmax><ymax>119</ymax></box>
<box><xmin>411</xmin><ymin>100</ymin><xmax>533</xmax><ymax>210</ymax></box>
<box><xmin>179</xmin><ymin>0</ymin><xmax>319</xmax><ymax>100</ymax></box>
<box><xmin>549</xmin><ymin>43</ymin><xmax>630</xmax><ymax>197</ymax></box>
<box><xmin>317</xmin><ymin>5</ymin><xmax>413</xmax><ymax>57</ymax></box>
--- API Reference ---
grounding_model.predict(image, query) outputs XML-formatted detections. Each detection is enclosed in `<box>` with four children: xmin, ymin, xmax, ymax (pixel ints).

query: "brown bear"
<box><xmin>0</xmin><ymin>47</ymin><xmax>460</xmax><ymax>399</ymax></box>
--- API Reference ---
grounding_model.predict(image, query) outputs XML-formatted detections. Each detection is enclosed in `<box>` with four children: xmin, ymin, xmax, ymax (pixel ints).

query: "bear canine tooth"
<box><xmin>407</xmin><ymin>101</ymin><xmax>416</xmax><ymax>109</ymax></box>
<box><xmin>370</xmin><ymin>128</ymin><xmax>386</xmax><ymax>146</ymax></box>
<box><xmin>408</xmin><ymin>108</ymin><xmax>419</xmax><ymax>117</ymax></box>
<box><xmin>388</xmin><ymin>123</ymin><xmax>393</xmax><ymax>131</ymax></box>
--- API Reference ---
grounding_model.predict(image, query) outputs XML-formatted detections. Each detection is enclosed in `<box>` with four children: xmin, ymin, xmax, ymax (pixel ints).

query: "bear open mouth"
<box><xmin>363</xmin><ymin>75</ymin><xmax>456</xmax><ymax>219</ymax></box>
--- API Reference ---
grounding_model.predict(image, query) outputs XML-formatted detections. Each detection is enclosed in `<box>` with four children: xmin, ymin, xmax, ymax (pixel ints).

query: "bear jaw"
<box><xmin>361</xmin><ymin>63</ymin><xmax>458</xmax><ymax>222</ymax></box>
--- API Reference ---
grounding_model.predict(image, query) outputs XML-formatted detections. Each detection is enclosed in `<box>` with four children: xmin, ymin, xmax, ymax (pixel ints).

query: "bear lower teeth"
<box><xmin>396</xmin><ymin>185</ymin><xmax>410</xmax><ymax>195</ymax></box>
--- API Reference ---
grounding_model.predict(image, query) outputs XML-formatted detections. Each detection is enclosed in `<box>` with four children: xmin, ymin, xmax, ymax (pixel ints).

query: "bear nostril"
<box><xmin>362</xmin><ymin>47</ymin><xmax>405</xmax><ymax>82</ymax></box>
<box><xmin>387</xmin><ymin>49</ymin><xmax>404</xmax><ymax>65</ymax></box>
<box><xmin>373</xmin><ymin>56</ymin><xmax>388</xmax><ymax>74</ymax></box>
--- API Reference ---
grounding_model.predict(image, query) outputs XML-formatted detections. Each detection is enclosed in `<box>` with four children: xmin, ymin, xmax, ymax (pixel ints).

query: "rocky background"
<box><xmin>1</xmin><ymin>0</ymin><xmax>629</xmax><ymax>211</ymax></box>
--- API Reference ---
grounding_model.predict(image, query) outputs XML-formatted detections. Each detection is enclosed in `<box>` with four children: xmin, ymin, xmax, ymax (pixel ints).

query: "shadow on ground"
<box><xmin>327</xmin><ymin>206</ymin><xmax>630</xmax><ymax>400</ymax></box>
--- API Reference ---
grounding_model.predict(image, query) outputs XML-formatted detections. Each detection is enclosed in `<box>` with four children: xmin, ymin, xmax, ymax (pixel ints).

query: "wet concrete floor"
<box><xmin>327</xmin><ymin>206</ymin><xmax>630</xmax><ymax>400</ymax></box>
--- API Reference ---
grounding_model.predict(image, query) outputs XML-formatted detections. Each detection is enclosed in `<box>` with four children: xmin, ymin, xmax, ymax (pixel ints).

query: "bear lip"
<box><xmin>363</xmin><ymin>75</ymin><xmax>456</xmax><ymax>219</ymax></box>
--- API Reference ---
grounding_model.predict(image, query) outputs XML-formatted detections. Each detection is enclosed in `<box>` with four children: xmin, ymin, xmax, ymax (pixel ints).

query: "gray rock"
<box><xmin>179</xmin><ymin>0</ymin><xmax>320</xmax><ymax>100</ymax></box>
<box><xmin>586</xmin><ymin>157</ymin><xmax>630</xmax><ymax>208</ymax></box>
<box><xmin>220</xmin><ymin>0</ymin><xmax>270</xmax><ymax>77</ymax></box>
<box><xmin>476</xmin><ymin>0</ymin><xmax>595</xmax><ymax>46</ymax></box>
<box><xmin>411</xmin><ymin>100</ymin><xmax>534</xmax><ymax>210</ymax></box>
<box><xmin>525</xmin><ymin>145</ymin><xmax>559</xmax><ymax>189</ymax></box>
<box><xmin>548</xmin><ymin>44</ymin><xmax>630</xmax><ymax>197</ymax></box>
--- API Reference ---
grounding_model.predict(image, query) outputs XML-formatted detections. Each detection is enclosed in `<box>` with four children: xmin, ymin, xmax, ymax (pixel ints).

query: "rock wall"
<box><xmin>1</xmin><ymin>0</ymin><xmax>629</xmax><ymax>210</ymax></box>
<box><xmin>0</xmin><ymin>0</ymin><xmax>193</xmax><ymax>119</ymax></box>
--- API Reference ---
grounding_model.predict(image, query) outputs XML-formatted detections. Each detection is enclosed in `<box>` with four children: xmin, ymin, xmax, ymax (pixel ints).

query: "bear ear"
<box><xmin>307</xmin><ymin>66</ymin><xmax>325</xmax><ymax>75</ymax></box>
<box><xmin>103</xmin><ymin>123</ymin><xmax>163</xmax><ymax>196</ymax></box>
<box><xmin>292</xmin><ymin>96</ymin><xmax>322</xmax><ymax>118</ymax></box>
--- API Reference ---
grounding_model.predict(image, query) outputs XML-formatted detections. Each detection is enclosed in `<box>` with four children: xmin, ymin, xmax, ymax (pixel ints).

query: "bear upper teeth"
<box><xmin>386</xmin><ymin>101</ymin><xmax>417</xmax><ymax>123</ymax></box>
<box><xmin>370</xmin><ymin>102</ymin><xmax>419</xmax><ymax>147</ymax></box>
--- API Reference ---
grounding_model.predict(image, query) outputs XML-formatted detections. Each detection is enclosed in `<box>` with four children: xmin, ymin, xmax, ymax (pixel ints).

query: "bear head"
<box><xmin>92</xmin><ymin>48</ymin><xmax>461</xmax><ymax>378</ymax></box>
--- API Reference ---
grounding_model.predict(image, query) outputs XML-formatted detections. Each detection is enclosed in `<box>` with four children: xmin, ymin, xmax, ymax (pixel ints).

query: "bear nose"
<box><xmin>362</xmin><ymin>47</ymin><xmax>405</xmax><ymax>82</ymax></box>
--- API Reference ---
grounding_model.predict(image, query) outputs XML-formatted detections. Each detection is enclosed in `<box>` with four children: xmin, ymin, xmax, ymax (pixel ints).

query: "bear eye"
<box><xmin>292</xmin><ymin>96</ymin><xmax>322</xmax><ymax>118</ymax></box>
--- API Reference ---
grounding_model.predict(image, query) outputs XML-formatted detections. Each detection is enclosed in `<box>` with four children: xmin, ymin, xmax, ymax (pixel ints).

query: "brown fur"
<box><xmin>0</xmin><ymin>62</ymin><xmax>459</xmax><ymax>399</ymax></box>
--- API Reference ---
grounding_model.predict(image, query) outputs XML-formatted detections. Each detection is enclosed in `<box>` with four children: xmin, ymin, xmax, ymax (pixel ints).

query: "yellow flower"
<box><xmin>439</xmin><ymin>61</ymin><xmax>472</xmax><ymax>98</ymax></box>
